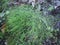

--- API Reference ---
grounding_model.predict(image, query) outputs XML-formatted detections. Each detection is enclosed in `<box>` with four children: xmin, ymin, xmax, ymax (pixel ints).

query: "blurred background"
<box><xmin>0</xmin><ymin>0</ymin><xmax>60</xmax><ymax>45</ymax></box>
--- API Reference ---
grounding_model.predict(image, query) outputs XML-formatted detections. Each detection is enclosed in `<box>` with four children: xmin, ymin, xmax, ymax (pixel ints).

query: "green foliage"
<box><xmin>0</xmin><ymin>0</ymin><xmax>8</xmax><ymax>12</ymax></box>
<box><xmin>6</xmin><ymin>5</ymin><xmax>53</xmax><ymax>45</ymax></box>
<box><xmin>0</xmin><ymin>32</ymin><xmax>4</xmax><ymax>38</ymax></box>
